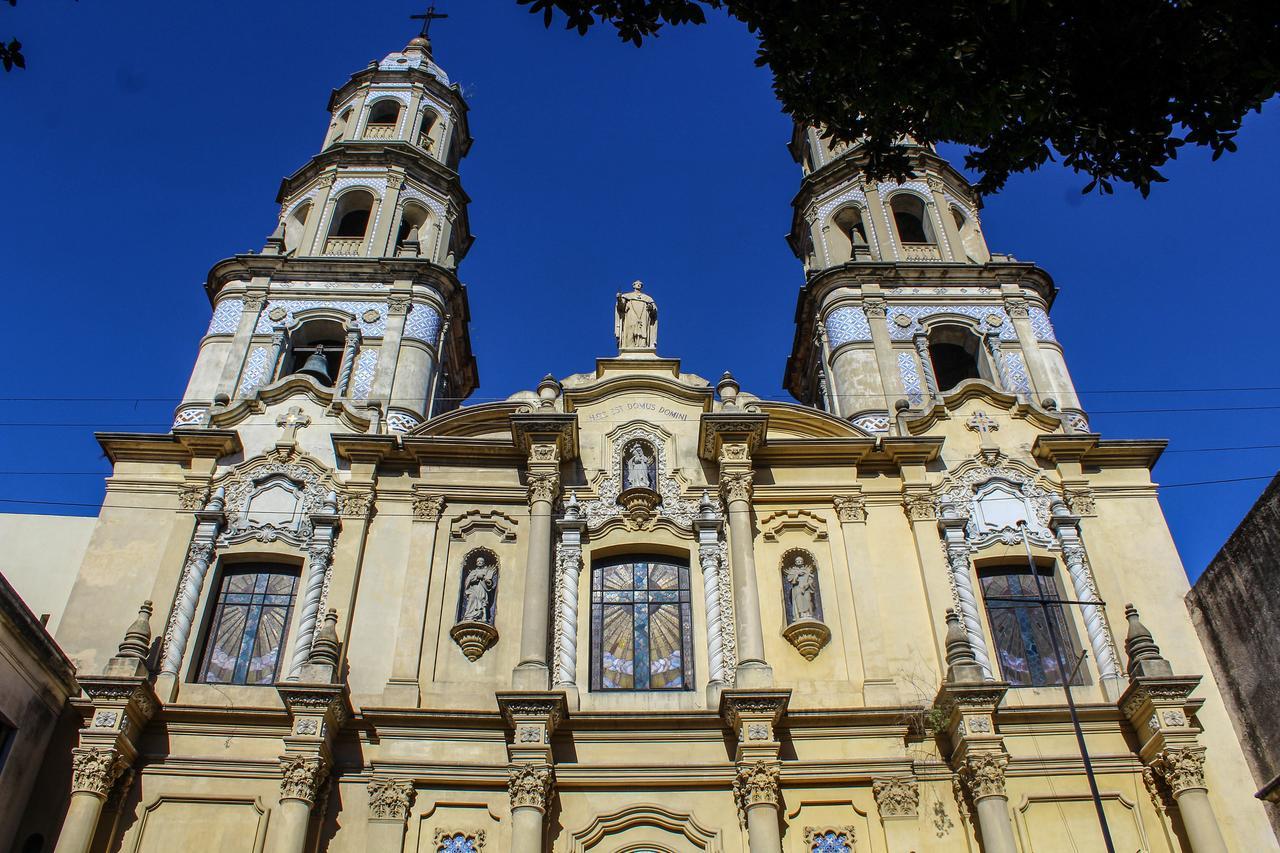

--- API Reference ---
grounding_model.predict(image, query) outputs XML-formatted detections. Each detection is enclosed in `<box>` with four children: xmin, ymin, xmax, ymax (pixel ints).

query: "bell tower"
<box><xmin>173</xmin><ymin>31</ymin><xmax>477</xmax><ymax>436</ymax></box>
<box><xmin>784</xmin><ymin>131</ymin><xmax>1086</xmax><ymax>434</ymax></box>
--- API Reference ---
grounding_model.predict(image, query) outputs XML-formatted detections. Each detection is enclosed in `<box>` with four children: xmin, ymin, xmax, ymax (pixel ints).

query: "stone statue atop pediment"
<box><xmin>616</xmin><ymin>280</ymin><xmax>657</xmax><ymax>352</ymax></box>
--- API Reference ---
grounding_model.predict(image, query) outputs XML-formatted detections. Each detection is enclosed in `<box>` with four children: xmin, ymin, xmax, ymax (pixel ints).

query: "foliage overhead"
<box><xmin>2</xmin><ymin>0</ymin><xmax>23</xmax><ymax>73</ymax></box>
<box><xmin>517</xmin><ymin>0</ymin><xmax>1279</xmax><ymax>197</ymax></box>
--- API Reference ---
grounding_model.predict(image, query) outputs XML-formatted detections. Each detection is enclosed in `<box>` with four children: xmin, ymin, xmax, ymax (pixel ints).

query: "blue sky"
<box><xmin>1</xmin><ymin>0</ymin><xmax>1276</xmax><ymax>579</ymax></box>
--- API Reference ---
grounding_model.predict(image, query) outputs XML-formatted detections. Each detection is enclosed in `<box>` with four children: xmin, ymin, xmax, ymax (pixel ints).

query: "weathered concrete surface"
<box><xmin>1188</xmin><ymin>472</ymin><xmax>1280</xmax><ymax>839</ymax></box>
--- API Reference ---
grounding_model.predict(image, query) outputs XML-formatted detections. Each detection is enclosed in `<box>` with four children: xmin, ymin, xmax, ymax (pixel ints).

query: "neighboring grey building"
<box><xmin>1187</xmin><ymin>472</ymin><xmax>1280</xmax><ymax>837</ymax></box>
<box><xmin>0</xmin><ymin>569</ymin><xmax>78</xmax><ymax>853</ymax></box>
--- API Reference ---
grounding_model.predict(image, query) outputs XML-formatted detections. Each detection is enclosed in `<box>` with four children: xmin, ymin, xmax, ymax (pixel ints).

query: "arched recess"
<box><xmin>417</xmin><ymin>108</ymin><xmax>442</xmax><ymax>152</ymax></box>
<box><xmin>888</xmin><ymin>192</ymin><xmax>938</xmax><ymax>258</ymax></box>
<box><xmin>396</xmin><ymin>201</ymin><xmax>431</xmax><ymax>250</ymax></box>
<box><xmin>283</xmin><ymin>201</ymin><xmax>311</xmax><ymax>255</ymax></box>
<box><xmin>327</xmin><ymin>106</ymin><xmax>354</xmax><ymax>146</ymax></box>
<box><xmin>566</xmin><ymin>804</ymin><xmax>722</xmax><ymax>853</ymax></box>
<box><xmin>365</xmin><ymin>98</ymin><xmax>402</xmax><ymax>138</ymax></box>
<box><xmin>281</xmin><ymin>317</ymin><xmax>346</xmax><ymax>386</ymax></box>
<box><xmin>829</xmin><ymin>205</ymin><xmax>870</xmax><ymax>263</ymax></box>
<box><xmin>950</xmin><ymin>205</ymin><xmax>989</xmax><ymax>263</ymax></box>
<box><xmin>325</xmin><ymin>189</ymin><xmax>376</xmax><ymax>255</ymax></box>
<box><xmin>923</xmin><ymin>320</ymin><xmax>996</xmax><ymax>392</ymax></box>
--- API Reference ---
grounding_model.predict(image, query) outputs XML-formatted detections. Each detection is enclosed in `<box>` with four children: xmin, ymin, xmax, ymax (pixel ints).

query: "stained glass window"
<box><xmin>436</xmin><ymin>833</ymin><xmax>478</xmax><ymax>853</ymax></box>
<box><xmin>810</xmin><ymin>829</ymin><xmax>853</xmax><ymax>853</ymax></box>
<box><xmin>980</xmin><ymin>566</ymin><xmax>1087</xmax><ymax>688</ymax></box>
<box><xmin>590</xmin><ymin>557</ymin><xmax>693</xmax><ymax>692</ymax></box>
<box><xmin>199</xmin><ymin>565</ymin><xmax>298</xmax><ymax>685</ymax></box>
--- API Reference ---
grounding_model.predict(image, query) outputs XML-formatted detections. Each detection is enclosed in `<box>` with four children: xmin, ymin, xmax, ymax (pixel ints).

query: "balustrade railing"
<box><xmin>364</xmin><ymin>123</ymin><xmax>396</xmax><ymax>140</ymax></box>
<box><xmin>901</xmin><ymin>242</ymin><xmax>943</xmax><ymax>262</ymax></box>
<box><xmin>323</xmin><ymin>237</ymin><xmax>364</xmax><ymax>256</ymax></box>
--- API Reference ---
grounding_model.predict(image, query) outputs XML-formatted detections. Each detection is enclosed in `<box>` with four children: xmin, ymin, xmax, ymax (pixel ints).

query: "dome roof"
<box><xmin>378</xmin><ymin>37</ymin><xmax>450</xmax><ymax>85</ymax></box>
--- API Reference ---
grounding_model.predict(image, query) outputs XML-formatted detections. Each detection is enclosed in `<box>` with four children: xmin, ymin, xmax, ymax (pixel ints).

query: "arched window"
<box><xmin>831</xmin><ymin>205</ymin><xmax>868</xmax><ymax>262</ymax></box>
<box><xmin>950</xmin><ymin>205</ymin><xmax>987</xmax><ymax>263</ymax></box>
<box><xmin>328</xmin><ymin>107</ymin><xmax>353</xmax><ymax>146</ymax></box>
<box><xmin>890</xmin><ymin>194</ymin><xmax>934</xmax><ymax>245</ymax></box>
<box><xmin>926</xmin><ymin>324</ymin><xmax>987</xmax><ymax>392</ymax></box>
<box><xmin>366</xmin><ymin>99</ymin><xmax>401</xmax><ymax>138</ymax></box>
<box><xmin>283</xmin><ymin>202</ymin><xmax>311</xmax><ymax>255</ymax></box>
<box><xmin>284</xmin><ymin>319</ymin><xmax>345</xmax><ymax>385</ymax></box>
<box><xmin>325</xmin><ymin>190</ymin><xmax>374</xmax><ymax>255</ymax></box>
<box><xmin>590</xmin><ymin>557</ymin><xmax>693</xmax><ymax>691</ymax></box>
<box><xmin>198</xmin><ymin>563</ymin><xmax>299</xmax><ymax>685</ymax></box>
<box><xmin>396</xmin><ymin>202</ymin><xmax>430</xmax><ymax>247</ymax></box>
<box><xmin>456</xmin><ymin>549</ymin><xmax>499</xmax><ymax>625</ymax></box>
<box><xmin>417</xmin><ymin>110</ymin><xmax>439</xmax><ymax>151</ymax></box>
<box><xmin>979</xmin><ymin>565</ymin><xmax>1086</xmax><ymax>688</ymax></box>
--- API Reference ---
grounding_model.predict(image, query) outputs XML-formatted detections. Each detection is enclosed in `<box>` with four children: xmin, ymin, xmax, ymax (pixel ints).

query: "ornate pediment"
<box><xmin>936</xmin><ymin>457</ymin><xmax>1055</xmax><ymax>549</ymax></box>
<box><xmin>215</xmin><ymin>451</ymin><xmax>339</xmax><ymax>546</ymax></box>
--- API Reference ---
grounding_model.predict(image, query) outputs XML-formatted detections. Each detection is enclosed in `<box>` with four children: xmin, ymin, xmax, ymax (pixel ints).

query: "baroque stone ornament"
<box><xmin>1153</xmin><ymin>747</ymin><xmax>1208</xmax><ymax>795</ymax></box>
<box><xmin>733</xmin><ymin>760</ymin><xmax>782</xmax><ymax>816</ymax></box>
<box><xmin>178</xmin><ymin>485</ymin><xmax>209</xmax><ymax>511</ymax></box>
<box><xmin>832</xmin><ymin>495</ymin><xmax>867</xmax><ymax>523</ymax></box>
<box><xmin>450</xmin><ymin>621</ymin><xmax>499</xmax><ymax>661</ymax></box>
<box><xmin>782</xmin><ymin>620</ymin><xmax>831</xmax><ymax>661</ymax></box>
<box><xmin>368</xmin><ymin>778</ymin><xmax>415</xmax><ymax>821</ymax></box>
<box><xmin>526</xmin><ymin>472</ymin><xmax>560</xmax><ymax>505</ymax></box>
<box><xmin>720</xmin><ymin>471</ymin><xmax>754</xmax><ymax>504</ymax></box>
<box><xmin>507</xmin><ymin>763</ymin><xmax>554</xmax><ymax>812</ymax></box>
<box><xmin>413</xmin><ymin>494</ymin><xmax>445</xmax><ymax>521</ymax></box>
<box><xmin>279</xmin><ymin>755</ymin><xmax>330</xmax><ymax>804</ymax></box>
<box><xmin>581</xmin><ymin>424</ymin><xmax>704</xmax><ymax>530</ymax></box>
<box><xmin>434</xmin><ymin>829</ymin><xmax>487</xmax><ymax>853</ymax></box>
<box><xmin>902</xmin><ymin>493</ymin><xmax>935</xmax><ymax>521</ymax></box>
<box><xmin>959</xmin><ymin>753</ymin><xmax>1008</xmax><ymax>801</ymax></box>
<box><xmin>873</xmin><ymin>776</ymin><xmax>920</xmax><ymax>818</ymax></box>
<box><xmin>71</xmin><ymin>747</ymin><xmax>125</xmax><ymax>797</ymax></box>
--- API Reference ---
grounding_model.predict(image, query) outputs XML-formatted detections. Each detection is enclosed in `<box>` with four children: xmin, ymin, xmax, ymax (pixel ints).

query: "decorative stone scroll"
<box><xmin>935</xmin><ymin>458</ymin><xmax>1056</xmax><ymax>550</ymax></box>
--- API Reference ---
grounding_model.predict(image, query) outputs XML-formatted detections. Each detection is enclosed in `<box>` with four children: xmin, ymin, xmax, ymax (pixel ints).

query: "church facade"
<box><xmin>18</xmin><ymin>31</ymin><xmax>1276</xmax><ymax>853</ymax></box>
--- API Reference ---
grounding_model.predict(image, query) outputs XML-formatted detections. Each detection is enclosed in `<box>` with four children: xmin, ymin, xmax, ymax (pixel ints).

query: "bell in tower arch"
<box><xmin>298</xmin><ymin>345</ymin><xmax>332</xmax><ymax>384</ymax></box>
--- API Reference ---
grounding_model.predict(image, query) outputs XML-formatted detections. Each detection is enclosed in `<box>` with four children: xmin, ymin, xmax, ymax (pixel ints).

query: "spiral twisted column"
<box><xmin>159</xmin><ymin>488</ymin><xmax>226</xmax><ymax>692</ymax></box>
<box><xmin>552</xmin><ymin>497</ymin><xmax>585</xmax><ymax>692</ymax></box>
<box><xmin>938</xmin><ymin>510</ymin><xmax>993</xmax><ymax>679</ymax></box>
<box><xmin>288</xmin><ymin>493</ymin><xmax>340</xmax><ymax>678</ymax></box>
<box><xmin>1049</xmin><ymin>501</ymin><xmax>1121</xmax><ymax>693</ymax></box>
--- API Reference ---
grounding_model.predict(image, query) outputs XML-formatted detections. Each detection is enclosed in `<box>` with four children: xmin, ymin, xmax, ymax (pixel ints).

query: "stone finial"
<box><xmin>322</xmin><ymin>491</ymin><xmax>339</xmax><ymax>515</ymax></box>
<box><xmin>698</xmin><ymin>489</ymin><xmax>716</xmax><ymax>520</ymax></box>
<box><xmin>717</xmin><ymin>372</ymin><xmax>740</xmax><ymax>408</ymax></box>
<box><xmin>564</xmin><ymin>490</ymin><xmax>581</xmax><ymax>520</ymax></box>
<box><xmin>116</xmin><ymin>601</ymin><xmax>153</xmax><ymax>661</ymax></box>
<box><xmin>310</xmin><ymin>610</ymin><xmax>341</xmax><ymax>671</ymax></box>
<box><xmin>944</xmin><ymin>608</ymin><xmax>984</xmax><ymax>684</ymax></box>
<box><xmin>1124</xmin><ymin>604</ymin><xmax>1174</xmax><ymax>678</ymax></box>
<box><xmin>536</xmin><ymin>374</ymin><xmax>560</xmax><ymax>409</ymax></box>
<box><xmin>206</xmin><ymin>486</ymin><xmax>226</xmax><ymax>513</ymax></box>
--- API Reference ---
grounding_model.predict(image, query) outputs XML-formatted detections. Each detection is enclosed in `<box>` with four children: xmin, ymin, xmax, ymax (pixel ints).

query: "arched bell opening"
<box><xmin>283</xmin><ymin>319</ymin><xmax>346</xmax><ymax>386</ymax></box>
<box><xmin>830</xmin><ymin>204</ymin><xmax>869</xmax><ymax>263</ymax></box>
<box><xmin>324</xmin><ymin>189</ymin><xmax>375</xmax><ymax>256</ymax></box>
<box><xmin>925</xmin><ymin>322</ymin><xmax>993</xmax><ymax>392</ymax></box>
<box><xmin>364</xmin><ymin>99</ymin><xmax>402</xmax><ymax>139</ymax></box>
<box><xmin>889</xmin><ymin>192</ymin><xmax>940</xmax><ymax>260</ymax></box>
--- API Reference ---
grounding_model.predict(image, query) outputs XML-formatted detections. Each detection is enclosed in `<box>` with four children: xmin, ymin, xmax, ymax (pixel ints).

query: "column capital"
<box><xmin>507</xmin><ymin>763</ymin><xmax>555</xmax><ymax>813</ymax></box>
<box><xmin>719</xmin><ymin>471</ymin><xmax>754</xmax><ymax>505</ymax></box>
<box><xmin>832</xmin><ymin>494</ymin><xmax>867</xmax><ymax>523</ymax></box>
<box><xmin>278</xmin><ymin>754</ymin><xmax>330</xmax><ymax>805</ymax></box>
<box><xmin>733</xmin><ymin>759</ymin><xmax>782</xmax><ymax>815</ymax></box>
<box><xmin>959</xmin><ymin>752</ymin><xmax>1009</xmax><ymax>802</ymax></box>
<box><xmin>412</xmin><ymin>492</ymin><xmax>446</xmax><ymax>522</ymax></box>
<box><xmin>872</xmin><ymin>776</ymin><xmax>920</xmax><ymax>819</ymax></box>
<box><xmin>70</xmin><ymin>746</ymin><xmax>128</xmax><ymax>799</ymax></box>
<box><xmin>1152</xmin><ymin>746</ymin><xmax>1208</xmax><ymax>795</ymax></box>
<box><xmin>367</xmin><ymin>778</ymin><xmax>415</xmax><ymax>822</ymax></box>
<box><xmin>526</xmin><ymin>472</ymin><xmax>561</xmax><ymax>506</ymax></box>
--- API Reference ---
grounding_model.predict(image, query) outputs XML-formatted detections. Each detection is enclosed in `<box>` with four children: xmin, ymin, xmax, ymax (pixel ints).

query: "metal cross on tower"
<box><xmin>410</xmin><ymin>3</ymin><xmax>449</xmax><ymax>38</ymax></box>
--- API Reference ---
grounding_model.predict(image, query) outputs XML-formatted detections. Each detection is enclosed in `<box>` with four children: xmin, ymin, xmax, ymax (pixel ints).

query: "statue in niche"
<box><xmin>459</xmin><ymin>554</ymin><xmax>498</xmax><ymax>624</ymax></box>
<box><xmin>615</xmin><ymin>280</ymin><xmax>658</xmax><ymax>351</ymax></box>
<box><xmin>623</xmin><ymin>442</ymin><xmax>656</xmax><ymax>491</ymax></box>
<box><xmin>783</xmin><ymin>554</ymin><xmax>821</xmax><ymax>623</ymax></box>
